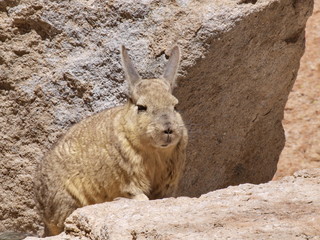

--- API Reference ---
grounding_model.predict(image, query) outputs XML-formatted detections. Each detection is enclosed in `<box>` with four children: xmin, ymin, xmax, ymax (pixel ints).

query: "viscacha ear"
<box><xmin>162</xmin><ymin>45</ymin><xmax>181</xmax><ymax>92</ymax></box>
<box><xmin>121</xmin><ymin>45</ymin><xmax>141</xmax><ymax>88</ymax></box>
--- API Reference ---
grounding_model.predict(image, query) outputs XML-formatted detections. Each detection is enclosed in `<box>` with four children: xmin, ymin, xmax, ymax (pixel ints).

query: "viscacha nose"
<box><xmin>164</xmin><ymin>128</ymin><xmax>173</xmax><ymax>135</ymax></box>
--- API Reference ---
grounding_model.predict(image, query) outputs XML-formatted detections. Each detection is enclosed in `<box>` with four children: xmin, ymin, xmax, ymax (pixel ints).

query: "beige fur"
<box><xmin>35</xmin><ymin>45</ymin><xmax>188</xmax><ymax>236</ymax></box>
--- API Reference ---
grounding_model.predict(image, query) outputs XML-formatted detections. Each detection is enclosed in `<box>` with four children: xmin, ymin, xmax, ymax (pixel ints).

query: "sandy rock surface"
<box><xmin>25</xmin><ymin>168</ymin><xmax>320</xmax><ymax>240</ymax></box>
<box><xmin>275</xmin><ymin>0</ymin><xmax>320</xmax><ymax>179</ymax></box>
<box><xmin>0</xmin><ymin>0</ymin><xmax>313</xmax><ymax>235</ymax></box>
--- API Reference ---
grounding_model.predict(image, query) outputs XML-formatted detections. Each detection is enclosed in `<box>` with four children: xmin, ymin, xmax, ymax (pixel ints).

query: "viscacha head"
<box><xmin>121</xmin><ymin>45</ymin><xmax>187</xmax><ymax>150</ymax></box>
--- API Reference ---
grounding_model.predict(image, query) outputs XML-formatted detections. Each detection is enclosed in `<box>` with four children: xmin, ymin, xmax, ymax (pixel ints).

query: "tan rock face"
<box><xmin>275</xmin><ymin>0</ymin><xmax>320</xmax><ymax>179</ymax></box>
<box><xmin>0</xmin><ymin>0</ymin><xmax>313</xmax><ymax>235</ymax></box>
<box><xmin>25</xmin><ymin>168</ymin><xmax>320</xmax><ymax>240</ymax></box>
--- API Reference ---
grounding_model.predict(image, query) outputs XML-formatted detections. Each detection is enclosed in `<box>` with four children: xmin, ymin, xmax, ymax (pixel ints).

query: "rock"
<box><xmin>0</xmin><ymin>232</ymin><xmax>29</xmax><ymax>240</ymax></box>
<box><xmin>24</xmin><ymin>168</ymin><xmax>320</xmax><ymax>240</ymax></box>
<box><xmin>274</xmin><ymin>0</ymin><xmax>320</xmax><ymax>179</ymax></box>
<box><xmin>0</xmin><ymin>0</ymin><xmax>313</xmax><ymax>235</ymax></box>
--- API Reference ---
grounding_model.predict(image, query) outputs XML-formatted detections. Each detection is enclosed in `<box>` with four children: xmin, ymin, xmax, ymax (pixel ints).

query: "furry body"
<box><xmin>35</xmin><ymin>46</ymin><xmax>188</xmax><ymax>236</ymax></box>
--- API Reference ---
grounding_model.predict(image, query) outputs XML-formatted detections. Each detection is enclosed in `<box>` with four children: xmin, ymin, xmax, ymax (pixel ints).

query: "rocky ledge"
<box><xmin>25</xmin><ymin>168</ymin><xmax>320</xmax><ymax>240</ymax></box>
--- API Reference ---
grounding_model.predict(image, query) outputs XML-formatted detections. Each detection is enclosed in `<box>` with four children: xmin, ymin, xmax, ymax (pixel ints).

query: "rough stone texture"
<box><xmin>24</xmin><ymin>168</ymin><xmax>320</xmax><ymax>240</ymax></box>
<box><xmin>0</xmin><ymin>0</ymin><xmax>313</xmax><ymax>235</ymax></box>
<box><xmin>274</xmin><ymin>0</ymin><xmax>320</xmax><ymax>179</ymax></box>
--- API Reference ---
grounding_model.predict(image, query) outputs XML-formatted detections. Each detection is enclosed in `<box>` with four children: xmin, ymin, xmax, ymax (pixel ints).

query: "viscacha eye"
<box><xmin>137</xmin><ymin>105</ymin><xmax>147</xmax><ymax>112</ymax></box>
<box><xmin>174</xmin><ymin>106</ymin><xmax>178</xmax><ymax>111</ymax></box>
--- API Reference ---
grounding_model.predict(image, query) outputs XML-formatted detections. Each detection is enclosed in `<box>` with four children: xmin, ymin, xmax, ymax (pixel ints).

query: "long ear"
<box><xmin>121</xmin><ymin>45</ymin><xmax>141</xmax><ymax>87</ymax></box>
<box><xmin>162</xmin><ymin>45</ymin><xmax>181</xmax><ymax>91</ymax></box>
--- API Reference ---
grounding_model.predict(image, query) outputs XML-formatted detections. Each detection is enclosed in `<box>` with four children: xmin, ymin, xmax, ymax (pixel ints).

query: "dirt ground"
<box><xmin>274</xmin><ymin>0</ymin><xmax>320</xmax><ymax>179</ymax></box>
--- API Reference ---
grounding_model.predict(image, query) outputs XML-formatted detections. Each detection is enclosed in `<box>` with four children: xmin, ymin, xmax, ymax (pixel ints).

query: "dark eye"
<box><xmin>137</xmin><ymin>105</ymin><xmax>147</xmax><ymax>112</ymax></box>
<box><xmin>174</xmin><ymin>106</ymin><xmax>178</xmax><ymax>111</ymax></box>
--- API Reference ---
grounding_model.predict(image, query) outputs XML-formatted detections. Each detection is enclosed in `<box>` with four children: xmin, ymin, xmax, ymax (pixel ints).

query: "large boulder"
<box><xmin>0</xmin><ymin>0</ymin><xmax>313</xmax><ymax>234</ymax></box>
<box><xmin>25</xmin><ymin>168</ymin><xmax>320</xmax><ymax>239</ymax></box>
